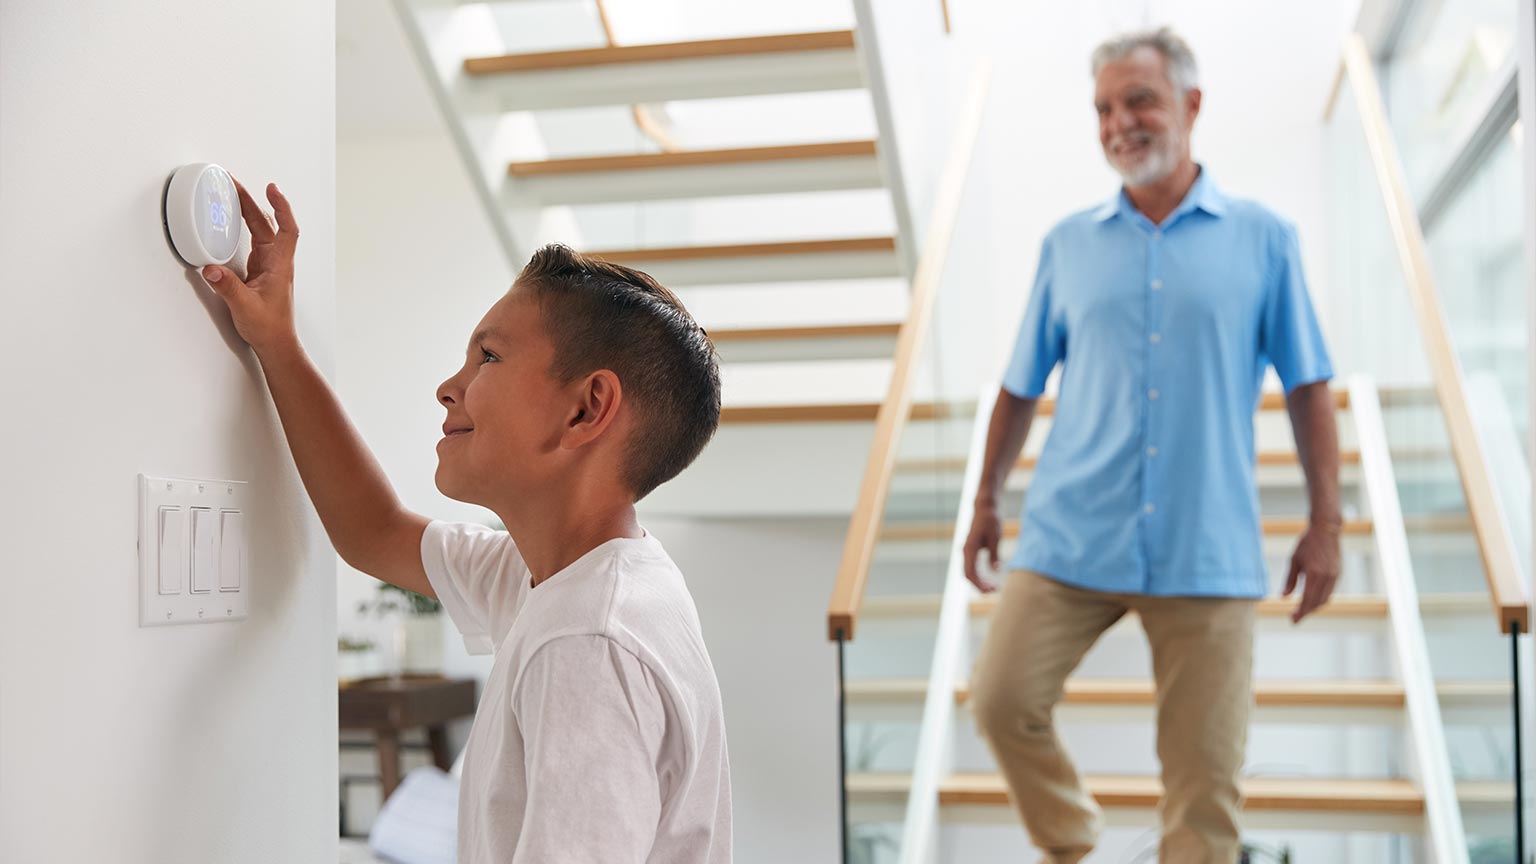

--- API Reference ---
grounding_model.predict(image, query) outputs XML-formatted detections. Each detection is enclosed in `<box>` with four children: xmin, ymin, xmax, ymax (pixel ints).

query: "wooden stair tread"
<box><xmin>465</xmin><ymin>30</ymin><xmax>858</xmax><ymax>75</ymax></box>
<box><xmin>847</xmin><ymin>772</ymin><xmax>1428</xmax><ymax>813</ymax></box>
<box><xmin>720</xmin><ymin>400</ymin><xmax>954</xmax><ymax>424</ymax></box>
<box><xmin>863</xmin><ymin>592</ymin><xmax>1487</xmax><ymax>619</ymax></box>
<box><xmin>510</xmin><ymin>140</ymin><xmax>878</xmax><ymax>177</ymax></box>
<box><xmin>879</xmin><ymin>518</ymin><xmax>1377</xmax><ymax>543</ymax></box>
<box><xmin>709</xmin><ymin>321</ymin><xmax>902</xmax><ymax>343</ymax></box>
<box><xmin>949</xmin><ymin>773</ymin><xmax>1426</xmax><ymax>813</ymax></box>
<box><xmin>587</xmin><ymin>237</ymin><xmax>896</xmax><ymax>264</ymax></box>
<box><xmin>846</xmin><ymin>677</ymin><xmax>1511</xmax><ymax>707</ymax></box>
<box><xmin>898</xmin><ymin>449</ymin><xmax>1365</xmax><ymax>475</ymax></box>
<box><xmin>1013</xmin><ymin>390</ymin><xmax>1349</xmax><ymax>416</ymax></box>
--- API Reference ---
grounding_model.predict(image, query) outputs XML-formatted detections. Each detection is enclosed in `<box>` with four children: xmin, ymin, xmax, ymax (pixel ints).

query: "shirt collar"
<box><xmin>1093</xmin><ymin>165</ymin><xmax>1227</xmax><ymax>224</ymax></box>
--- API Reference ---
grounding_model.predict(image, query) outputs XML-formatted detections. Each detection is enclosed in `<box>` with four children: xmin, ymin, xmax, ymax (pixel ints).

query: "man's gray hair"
<box><xmin>1091</xmin><ymin>27</ymin><xmax>1200</xmax><ymax>93</ymax></box>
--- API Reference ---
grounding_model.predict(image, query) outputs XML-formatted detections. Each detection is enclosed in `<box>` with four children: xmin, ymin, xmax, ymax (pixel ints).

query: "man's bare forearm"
<box><xmin>976</xmin><ymin>388</ymin><xmax>1038</xmax><ymax>507</ymax></box>
<box><xmin>1286</xmin><ymin>380</ymin><xmax>1342</xmax><ymax>525</ymax></box>
<box><xmin>254</xmin><ymin>340</ymin><xmax>432</xmax><ymax>594</ymax></box>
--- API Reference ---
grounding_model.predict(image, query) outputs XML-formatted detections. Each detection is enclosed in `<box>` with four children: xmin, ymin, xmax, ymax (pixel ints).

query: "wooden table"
<box><xmin>339</xmin><ymin>674</ymin><xmax>477</xmax><ymax>800</ymax></box>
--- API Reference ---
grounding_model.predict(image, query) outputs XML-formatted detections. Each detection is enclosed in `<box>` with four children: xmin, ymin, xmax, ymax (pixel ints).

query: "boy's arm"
<box><xmin>247</xmin><ymin>345</ymin><xmax>433</xmax><ymax>596</ymax></box>
<box><xmin>202</xmin><ymin>181</ymin><xmax>433</xmax><ymax>597</ymax></box>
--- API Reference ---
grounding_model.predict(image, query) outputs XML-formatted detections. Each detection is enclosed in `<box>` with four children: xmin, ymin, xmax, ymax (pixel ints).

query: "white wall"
<box><xmin>334</xmin><ymin>130</ymin><xmax>510</xmax><ymax>678</ymax></box>
<box><xmin>643</xmin><ymin>516</ymin><xmax>844</xmax><ymax>863</ymax></box>
<box><xmin>0</xmin><ymin>3</ymin><xmax>337</xmax><ymax>863</ymax></box>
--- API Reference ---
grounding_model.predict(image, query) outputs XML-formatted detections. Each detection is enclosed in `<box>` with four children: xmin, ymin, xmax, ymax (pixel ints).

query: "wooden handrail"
<box><xmin>719</xmin><ymin>400</ymin><xmax>957</xmax><ymax>425</ymax></box>
<box><xmin>826</xmin><ymin>62</ymin><xmax>991</xmax><ymax>641</ymax></box>
<box><xmin>1335</xmin><ymin>35</ymin><xmax>1530</xmax><ymax>634</ymax></box>
<box><xmin>592</xmin><ymin>0</ymin><xmax>680</xmax><ymax>153</ymax></box>
<box><xmin>464</xmin><ymin>30</ymin><xmax>856</xmax><ymax>74</ymax></box>
<box><xmin>894</xmin><ymin>448</ymin><xmax>1366</xmax><ymax>475</ymax></box>
<box><xmin>588</xmin><ymin>237</ymin><xmax>896</xmax><ymax>263</ymax></box>
<box><xmin>509</xmin><ymin>141</ymin><xmax>878</xmax><ymax>177</ymax></box>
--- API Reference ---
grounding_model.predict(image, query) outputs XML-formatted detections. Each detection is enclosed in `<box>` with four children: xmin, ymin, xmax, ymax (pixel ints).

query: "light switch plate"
<box><xmin>138</xmin><ymin>474</ymin><xmax>250</xmax><ymax>627</ymax></box>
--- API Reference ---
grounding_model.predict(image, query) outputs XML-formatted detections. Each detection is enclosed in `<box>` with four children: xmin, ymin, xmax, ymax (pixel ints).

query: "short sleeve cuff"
<box><xmin>1001</xmin><ymin>374</ymin><xmax>1047</xmax><ymax>400</ymax></box>
<box><xmin>421</xmin><ymin>521</ymin><xmax>495</xmax><ymax>655</ymax></box>
<box><xmin>1281</xmin><ymin>365</ymin><xmax>1335</xmax><ymax>395</ymax></box>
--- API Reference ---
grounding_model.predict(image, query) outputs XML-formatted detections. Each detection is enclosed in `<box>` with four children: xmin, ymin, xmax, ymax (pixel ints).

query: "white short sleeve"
<box><xmin>511</xmin><ymin>635</ymin><xmax>667</xmax><ymax>863</ymax></box>
<box><xmin>421</xmin><ymin>521</ymin><xmax>528</xmax><ymax>655</ymax></box>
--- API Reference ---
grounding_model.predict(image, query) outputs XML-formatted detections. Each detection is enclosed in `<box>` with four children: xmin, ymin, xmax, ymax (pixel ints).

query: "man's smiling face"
<box><xmin>1095</xmin><ymin>45</ymin><xmax>1197</xmax><ymax>186</ymax></box>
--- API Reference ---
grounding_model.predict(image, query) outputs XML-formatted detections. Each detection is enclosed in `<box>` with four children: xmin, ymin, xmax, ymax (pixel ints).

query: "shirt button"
<box><xmin>1148</xmin><ymin>389</ymin><xmax>1160</xmax><ymax>400</ymax></box>
<box><xmin>1152</xmin><ymin>230</ymin><xmax>1163</xmax><ymax>239</ymax></box>
<box><xmin>1151</xmin><ymin>279</ymin><xmax>1164</xmax><ymax>291</ymax></box>
<box><xmin>1147</xmin><ymin>446</ymin><xmax>1159</xmax><ymax>457</ymax></box>
<box><xmin>1150</xmin><ymin>333</ymin><xmax>1162</xmax><ymax>344</ymax></box>
<box><xmin>1144</xmin><ymin>503</ymin><xmax>1156</xmax><ymax>514</ymax></box>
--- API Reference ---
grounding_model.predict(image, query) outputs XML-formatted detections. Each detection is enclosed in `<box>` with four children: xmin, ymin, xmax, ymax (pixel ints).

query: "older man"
<box><xmin>964</xmin><ymin>28</ymin><xmax>1341</xmax><ymax>864</ymax></box>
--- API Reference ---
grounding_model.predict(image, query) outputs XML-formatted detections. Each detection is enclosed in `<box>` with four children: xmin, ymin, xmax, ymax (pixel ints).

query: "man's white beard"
<box><xmin>1107</xmin><ymin>128</ymin><xmax>1182</xmax><ymax>186</ymax></box>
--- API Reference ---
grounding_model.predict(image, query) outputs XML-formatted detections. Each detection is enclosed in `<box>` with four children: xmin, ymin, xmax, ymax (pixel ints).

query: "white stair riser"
<box><xmin>610</xmin><ymin>249</ymin><xmax>902</xmax><ymax>285</ymax></box>
<box><xmin>675</xmin><ymin>278</ymin><xmax>910</xmax><ymax>328</ymax></box>
<box><xmin>467</xmin><ymin>50</ymin><xmax>865</xmax><ymax>111</ymax></box>
<box><xmin>846</xmin><ymin>608</ymin><xmax>1498</xmax><ymax>682</ymax></box>
<box><xmin>714</xmin><ymin>333</ymin><xmax>900</xmax><ymax>364</ymax></box>
<box><xmin>640</xmin><ymin>422</ymin><xmax>872</xmax><ymax>517</ymax></box>
<box><xmin>516</xmin><ymin>156</ymin><xmax>885</xmax><ymax>205</ymax></box>
<box><xmin>937</xmin><ymin>824</ymin><xmax>1406</xmax><ymax>863</ymax></box>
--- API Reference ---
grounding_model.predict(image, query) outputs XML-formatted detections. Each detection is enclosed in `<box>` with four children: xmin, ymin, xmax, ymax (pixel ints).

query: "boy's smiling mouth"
<box><xmin>442</xmin><ymin>424</ymin><xmax>474</xmax><ymax>437</ymax></box>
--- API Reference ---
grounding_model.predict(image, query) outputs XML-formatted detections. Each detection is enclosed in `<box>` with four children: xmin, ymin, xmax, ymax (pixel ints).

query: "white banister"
<box><xmin>1349</xmin><ymin>374</ymin><xmax>1470</xmax><ymax>863</ymax></box>
<box><xmin>896</xmin><ymin>381</ymin><xmax>997</xmax><ymax>863</ymax></box>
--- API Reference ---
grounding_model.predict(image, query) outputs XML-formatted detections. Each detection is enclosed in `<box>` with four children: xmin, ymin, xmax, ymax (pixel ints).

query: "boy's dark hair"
<box><xmin>517</xmin><ymin>244</ymin><xmax>722</xmax><ymax>500</ymax></box>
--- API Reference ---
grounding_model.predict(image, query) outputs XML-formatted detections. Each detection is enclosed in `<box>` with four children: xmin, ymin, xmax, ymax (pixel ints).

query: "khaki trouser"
<box><xmin>969</xmin><ymin>570</ymin><xmax>1256</xmax><ymax>864</ymax></box>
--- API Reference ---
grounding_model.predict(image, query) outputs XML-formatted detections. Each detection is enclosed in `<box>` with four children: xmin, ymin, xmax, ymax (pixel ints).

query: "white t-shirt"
<box><xmin>421</xmin><ymin>520</ymin><xmax>733</xmax><ymax>864</ymax></box>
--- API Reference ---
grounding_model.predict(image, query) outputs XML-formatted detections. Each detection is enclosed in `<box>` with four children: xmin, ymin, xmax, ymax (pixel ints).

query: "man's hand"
<box><xmin>1283</xmin><ymin>522</ymin><xmax>1341</xmax><ymax>623</ymax></box>
<box><xmin>964</xmin><ymin>501</ymin><xmax>1004</xmax><ymax>593</ymax></box>
<box><xmin>202</xmin><ymin>180</ymin><xmax>299</xmax><ymax>356</ymax></box>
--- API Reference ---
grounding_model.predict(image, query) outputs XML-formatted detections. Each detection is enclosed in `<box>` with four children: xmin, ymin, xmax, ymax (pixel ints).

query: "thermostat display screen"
<box><xmin>197</xmin><ymin>167</ymin><xmax>239</xmax><ymax>262</ymax></box>
<box><xmin>165</xmin><ymin>161</ymin><xmax>246</xmax><ymax>268</ymax></box>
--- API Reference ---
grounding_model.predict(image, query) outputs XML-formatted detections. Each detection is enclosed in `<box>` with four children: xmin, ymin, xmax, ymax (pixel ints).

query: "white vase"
<box><xmin>387</xmin><ymin>618</ymin><xmax>409</xmax><ymax>678</ymax></box>
<box><xmin>402</xmin><ymin>614</ymin><xmax>444</xmax><ymax>673</ymax></box>
<box><xmin>338</xmin><ymin>651</ymin><xmax>367</xmax><ymax>683</ymax></box>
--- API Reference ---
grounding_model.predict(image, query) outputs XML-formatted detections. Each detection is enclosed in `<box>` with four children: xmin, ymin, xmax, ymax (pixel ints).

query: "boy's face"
<box><xmin>433</xmin><ymin>286</ymin><xmax>568</xmax><ymax>507</ymax></box>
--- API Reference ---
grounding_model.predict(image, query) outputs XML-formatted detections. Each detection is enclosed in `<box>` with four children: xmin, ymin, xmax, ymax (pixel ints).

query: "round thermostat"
<box><xmin>164</xmin><ymin>163</ymin><xmax>244</xmax><ymax>267</ymax></box>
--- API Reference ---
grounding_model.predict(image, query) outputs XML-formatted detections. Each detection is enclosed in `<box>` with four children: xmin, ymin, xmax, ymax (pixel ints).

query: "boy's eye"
<box><xmin>479</xmin><ymin>350</ymin><xmax>498</xmax><ymax>365</ymax></box>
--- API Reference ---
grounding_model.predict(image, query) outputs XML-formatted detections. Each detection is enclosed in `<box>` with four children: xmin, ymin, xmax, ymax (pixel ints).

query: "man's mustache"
<box><xmin>1108</xmin><ymin>129</ymin><xmax>1156</xmax><ymax>153</ymax></box>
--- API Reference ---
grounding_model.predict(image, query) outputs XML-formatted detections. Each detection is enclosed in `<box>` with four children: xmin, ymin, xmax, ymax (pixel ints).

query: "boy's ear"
<box><xmin>561</xmin><ymin>369</ymin><xmax>623</xmax><ymax>450</ymax></box>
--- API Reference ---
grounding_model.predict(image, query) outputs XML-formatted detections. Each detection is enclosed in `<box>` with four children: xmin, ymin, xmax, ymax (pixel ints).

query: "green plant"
<box><xmin>337</xmin><ymin>635</ymin><xmax>377</xmax><ymax>653</ymax></box>
<box><xmin>357</xmin><ymin>582</ymin><xmax>441</xmax><ymax>617</ymax></box>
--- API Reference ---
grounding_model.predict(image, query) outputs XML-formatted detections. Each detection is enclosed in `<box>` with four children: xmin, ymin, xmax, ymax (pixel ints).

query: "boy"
<box><xmin>203</xmin><ymin>181</ymin><xmax>731</xmax><ymax>862</ymax></box>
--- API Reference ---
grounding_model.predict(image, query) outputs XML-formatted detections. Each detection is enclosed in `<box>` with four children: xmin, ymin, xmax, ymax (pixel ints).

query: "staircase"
<box><xmin>822</xmin><ymin>22</ymin><xmax>1532</xmax><ymax>863</ymax></box>
<box><xmin>391</xmin><ymin>1</ymin><xmax>929</xmax><ymax>516</ymax></box>
<box><xmin>836</xmin><ymin>380</ymin><xmax>1521</xmax><ymax>861</ymax></box>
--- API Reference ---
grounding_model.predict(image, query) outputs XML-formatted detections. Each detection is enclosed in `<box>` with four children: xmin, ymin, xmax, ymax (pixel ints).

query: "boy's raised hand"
<box><xmin>202</xmin><ymin>180</ymin><xmax>300</xmax><ymax>355</ymax></box>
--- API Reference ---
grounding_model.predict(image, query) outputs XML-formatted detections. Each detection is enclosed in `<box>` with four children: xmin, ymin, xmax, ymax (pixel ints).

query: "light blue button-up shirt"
<box><xmin>1002</xmin><ymin>170</ymin><xmax>1333</xmax><ymax>598</ymax></box>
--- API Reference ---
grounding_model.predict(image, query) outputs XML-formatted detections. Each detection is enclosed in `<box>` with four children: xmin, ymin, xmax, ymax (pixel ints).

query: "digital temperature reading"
<box><xmin>165</xmin><ymin>163</ymin><xmax>244</xmax><ymax>267</ymax></box>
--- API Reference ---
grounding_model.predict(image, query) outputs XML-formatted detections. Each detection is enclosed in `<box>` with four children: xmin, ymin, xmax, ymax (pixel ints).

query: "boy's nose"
<box><xmin>436</xmin><ymin>379</ymin><xmax>459</xmax><ymax>406</ymax></box>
